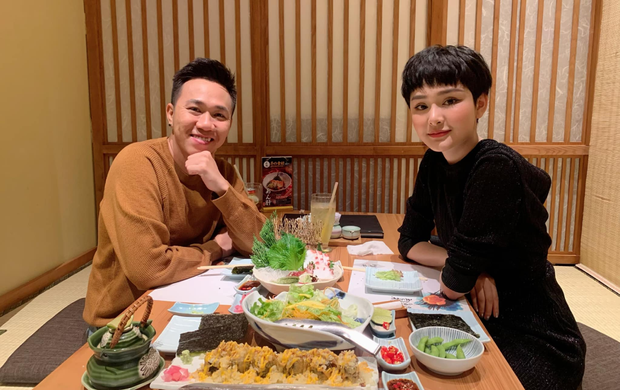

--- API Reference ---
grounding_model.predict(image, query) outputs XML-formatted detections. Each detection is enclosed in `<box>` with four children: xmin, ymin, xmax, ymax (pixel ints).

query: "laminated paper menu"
<box><xmin>262</xmin><ymin>156</ymin><xmax>293</xmax><ymax>211</ymax></box>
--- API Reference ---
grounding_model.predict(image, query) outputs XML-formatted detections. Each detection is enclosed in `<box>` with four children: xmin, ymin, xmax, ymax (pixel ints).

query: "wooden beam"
<box><xmin>265</xmin><ymin>145</ymin><xmax>427</xmax><ymax>156</ymax></box>
<box><xmin>249</xmin><ymin>0</ymin><xmax>269</xmax><ymax>181</ymax></box>
<box><xmin>582</xmin><ymin>0</ymin><xmax>602</xmax><ymax>146</ymax></box>
<box><xmin>575</xmin><ymin>264</ymin><xmax>620</xmax><ymax>295</ymax></box>
<box><xmin>0</xmin><ymin>248</ymin><xmax>96</xmax><ymax>316</ymax></box>
<box><xmin>548</xmin><ymin>253</ymin><xmax>579</xmax><ymax>265</ymax></box>
<box><xmin>84</xmin><ymin>0</ymin><xmax>107</xmax><ymax>212</ymax></box>
<box><xmin>428</xmin><ymin>0</ymin><xmax>447</xmax><ymax>46</ymax></box>
<box><xmin>101</xmin><ymin>143</ymin><xmax>590</xmax><ymax>159</ymax></box>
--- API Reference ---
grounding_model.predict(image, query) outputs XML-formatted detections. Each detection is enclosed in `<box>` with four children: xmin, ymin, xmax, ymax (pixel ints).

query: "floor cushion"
<box><xmin>578</xmin><ymin>322</ymin><xmax>620</xmax><ymax>390</ymax></box>
<box><xmin>0</xmin><ymin>298</ymin><xmax>87</xmax><ymax>385</ymax></box>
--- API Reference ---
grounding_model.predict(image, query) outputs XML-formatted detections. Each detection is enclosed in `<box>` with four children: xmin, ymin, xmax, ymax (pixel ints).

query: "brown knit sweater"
<box><xmin>83</xmin><ymin>138</ymin><xmax>266</xmax><ymax>326</ymax></box>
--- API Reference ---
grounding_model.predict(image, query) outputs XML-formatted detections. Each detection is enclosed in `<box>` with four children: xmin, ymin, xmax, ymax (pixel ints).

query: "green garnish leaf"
<box><xmin>267</xmin><ymin>233</ymin><xmax>307</xmax><ymax>270</ymax></box>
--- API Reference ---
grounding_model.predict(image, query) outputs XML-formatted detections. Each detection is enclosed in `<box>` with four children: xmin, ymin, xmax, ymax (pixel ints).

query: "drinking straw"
<box><xmin>329</xmin><ymin>182</ymin><xmax>339</xmax><ymax>209</ymax></box>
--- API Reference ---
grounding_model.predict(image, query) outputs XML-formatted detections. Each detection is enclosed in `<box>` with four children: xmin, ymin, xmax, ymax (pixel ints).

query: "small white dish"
<box><xmin>408</xmin><ymin>326</ymin><xmax>484</xmax><ymax>376</ymax></box>
<box><xmin>374</xmin><ymin>336</ymin><xmax>411</xmax><ymax>372</ymax></box>
<box><xmin>370</xmin><ymin>309</ymin><xmax>396</xmax><ymax>338</ymax></box>
<box><xmin>153</xmin><ymin>316</ymin><xmax>201</xmax><ymax>354</ymax></box>
<box><xmin>233</xmin><ymin>275</ymin><xmax>260</xmax><ymax>295</ymax></box>
<box><xmin>381</xmin><ymin>371</ymin><xmax>425</xmax><ymax>390</ymax></box>
<box><xmin>220</xmin><ymin>258</ymin><xmax>253</xmax><ymax>280</ymax></box>
<box><xmin>365</xmin><ymin>268</ymin><xmax>423</xmax><ymax>294</ymax></box>
<box><xmin>407</xmin><ymin>308</ymin><xmax>491</xmax><ymax>343</ymax></box>
<box><xmin>228</xmin><ymin>293</ymin><xmax>245</xmax><ymax>314</ymax></box>
<box><xmin>167</xmin><ymin>302</ymin><xmax>219</xmax><ymax>317</ymax></box>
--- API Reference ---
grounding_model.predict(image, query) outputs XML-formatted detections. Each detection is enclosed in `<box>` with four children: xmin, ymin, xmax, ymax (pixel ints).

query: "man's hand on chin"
<box><xmin>186</xmin><ymin>151</ymin><xmax>230</xmax><ymax>196</ymax></box>
<box><xmin>213</xmin><ymin>231</ymin><xmax>234</xmax><ymax>258</ymax></box>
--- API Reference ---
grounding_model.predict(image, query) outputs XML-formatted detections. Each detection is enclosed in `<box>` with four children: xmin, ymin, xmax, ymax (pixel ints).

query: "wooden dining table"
<box><xmin>34</xmin><ymin>213</ymin><xmax>524</xmax><ymax>390</ymax></box>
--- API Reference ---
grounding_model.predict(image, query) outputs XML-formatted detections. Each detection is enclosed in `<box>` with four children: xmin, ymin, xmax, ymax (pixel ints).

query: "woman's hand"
<box><xmin>470</xmin><ymin>273</ymin><xmax>499</xmax><ymax>320</ymax></box>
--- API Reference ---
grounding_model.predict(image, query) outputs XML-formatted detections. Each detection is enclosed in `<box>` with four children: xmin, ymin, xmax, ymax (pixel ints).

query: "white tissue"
<box><xmin>346</xmin><ymin>241</ymin><xmax>394</xmax><ymax>256</ymax></box>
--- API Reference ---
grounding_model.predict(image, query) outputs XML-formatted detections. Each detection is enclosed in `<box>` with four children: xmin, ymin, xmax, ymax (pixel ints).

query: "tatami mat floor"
<box><xmin>0</xmin><ymin>265</ymin><xmax>618</xmax><ymax>390</ymax></box>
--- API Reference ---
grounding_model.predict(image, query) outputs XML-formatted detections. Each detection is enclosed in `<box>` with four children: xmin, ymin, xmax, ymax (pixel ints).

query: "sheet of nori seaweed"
<box><xmin>408</xmin><ymin>312</ymin><xmax>480</xmax><ymax>338</ymax></box>
<box><xmin>176</xmin><ymin>313</ymin><xmax>249</xmax><ymax>354</ymax></box>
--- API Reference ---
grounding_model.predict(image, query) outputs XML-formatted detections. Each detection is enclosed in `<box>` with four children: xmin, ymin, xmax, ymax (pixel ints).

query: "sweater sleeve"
<box><xmin>397</xmin><ymin>156</ymin><xmax>436</xmax><ymax>260</ymax></box>
<box><xmin>208</xmin><ymin>160</ymin><xmax>267</xmax><ymax>256</ymax></box>
<box><xmin>441</xmin><ymin>155</ymin><xmax>522</xmax><ymax>293</ymax></box>
<box><xmin>101</xmin><ymin>150</ymin><xmax>222</xmax><ymax>291</ymax></box>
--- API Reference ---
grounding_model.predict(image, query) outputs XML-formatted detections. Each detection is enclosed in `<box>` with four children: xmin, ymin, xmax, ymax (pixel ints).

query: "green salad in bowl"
<box><xmin>242</xmin><ymin>285</ymin><xmax>373</xmax><ymax>351</ymax></box>
<box><xmin>250</xmin><ymin>284</ymin><xmax>362</xmax><ymax>328</ymax></box>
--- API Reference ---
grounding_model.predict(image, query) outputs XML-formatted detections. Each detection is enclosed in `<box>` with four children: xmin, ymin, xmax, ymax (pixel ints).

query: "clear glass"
<box><xmin>245</xmin><ymin>182</ymin><xmax>263</xmax><ymax>210</ymax></box>
<box><xmin>311</xmin><ymin>193</ymin><xmax>336</xmax><ymax>252</ymax></box>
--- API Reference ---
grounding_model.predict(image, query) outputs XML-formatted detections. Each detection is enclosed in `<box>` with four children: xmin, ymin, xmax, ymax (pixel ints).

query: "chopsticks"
<box><xmin>197</xmin><ymin>264</ymin><xmax>366</xmax><ymax>272</ymax></box>
<box><xmin>342</xmin><ymin>266</ymin><xmax>365</xmax><ymax>272</ymax></box>
<box><xmin>197</xmin><ymin>264</ymin><xmax>251</xmax><ymax>270</ymax></box>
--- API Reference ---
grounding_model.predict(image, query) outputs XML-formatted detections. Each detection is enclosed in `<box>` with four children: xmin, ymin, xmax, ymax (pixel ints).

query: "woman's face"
<box><xmin>409</xmin><ymin>83</ymin><xmax>488</xmax><ymax>164</ymax></box>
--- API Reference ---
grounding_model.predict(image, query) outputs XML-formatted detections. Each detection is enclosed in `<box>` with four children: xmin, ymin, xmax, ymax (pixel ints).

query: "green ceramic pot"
<box><xmin>87</xmin><ymin>320</ymin><xmax>156</xmax><ymax>363</ymax></box>
<box><xmin>86</xmin><ymin>347</ymin><xmax>161</xmax><ymax>389</ymax></box>
<box><xmin>86</xmin><ymin>320</ymin><xmax>159</xmax><ymax>388</ymax></box>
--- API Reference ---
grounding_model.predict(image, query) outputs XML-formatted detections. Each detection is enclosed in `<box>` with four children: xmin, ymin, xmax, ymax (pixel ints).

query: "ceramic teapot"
<box><xmin>86</xmin><ymin>296</ymin><xmax>161</xmax><ymax>389</ymax></box>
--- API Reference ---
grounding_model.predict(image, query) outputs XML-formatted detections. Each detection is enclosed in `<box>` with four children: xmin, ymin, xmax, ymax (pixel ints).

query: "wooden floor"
<box><xmin>0</xmin><ymin>264</ymin><xmax>618</xmax><ymax>390</ymax></box>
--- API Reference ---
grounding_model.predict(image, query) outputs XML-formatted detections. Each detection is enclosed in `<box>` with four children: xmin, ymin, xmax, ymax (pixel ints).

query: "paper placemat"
<box><xmin>149</xmin><ymin>258</ymin><xmax>253</xmax><ymax>304</ymax></box>
<box><xmin>347</xmin><ymin>259</ymin><xmax>471</xmax><ymax>313</ymax></box>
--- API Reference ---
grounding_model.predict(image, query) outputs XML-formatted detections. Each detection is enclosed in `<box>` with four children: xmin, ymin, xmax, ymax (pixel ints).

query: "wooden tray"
<box><xmin>329</xmin><ymin>236</ymin><xmax>362</xmax><ymax>246</ymax></box>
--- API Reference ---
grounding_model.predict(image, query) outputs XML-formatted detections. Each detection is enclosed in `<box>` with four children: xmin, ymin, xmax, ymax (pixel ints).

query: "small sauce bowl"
<box><xmin>341</xmin><ymin>225</ymin><xmax>361</xmax><ymax>240</ymax></box>
<box><xmin>233</xmin><ymin>275</ymin><xmax>261</xmax><ymax>295</ymax></box>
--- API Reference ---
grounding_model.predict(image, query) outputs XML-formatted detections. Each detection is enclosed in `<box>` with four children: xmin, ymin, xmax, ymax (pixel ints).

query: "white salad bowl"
<box><xmin>242</xmin><ymin>288</ymin><xmax>373</xmax><ymax>351</ymax></box>
<box><xmin>252</xmin><ymin>261</ymin><xmax>344</xmax><ymax>296</ymax></box>
<box><xmin>408</xmin><ymin>326</ymin><xmax>484</xmax><ymax>376</ymax></box>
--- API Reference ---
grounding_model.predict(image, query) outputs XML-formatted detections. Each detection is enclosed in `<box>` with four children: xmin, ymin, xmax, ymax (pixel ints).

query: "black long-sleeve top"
<box><xmin>398</xmin><ymin>140</ymin><xmax>585</xmax><ymax>390</ymax></box>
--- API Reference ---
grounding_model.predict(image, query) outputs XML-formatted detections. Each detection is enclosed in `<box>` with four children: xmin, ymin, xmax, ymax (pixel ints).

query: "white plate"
<box><xmin>220</xmin><ymin>258</ymin><xmax>254</xmax><ymax>280</ymax></box>
<box><xmin>365</xmin><ymin>268</ymin><xmax>423</xmax><ymax>294</ymax></box>
<box><xmin>153</xmin><ymin>316</ymin><xmax>201</xmax><ymax>354</ymax></box>
<box><xmin>407</xmin><ymin>308</ymin><xmax>491</xmax><ymax>343</ymax></box>
<box><xmin>167</xmin><ymin>302</ymin><xmax>219</xmax><ymax>317</ymax></box>
<box><xmin>381</xmin><ymin>371</ymin><xmax>425</xmax><ymax>390</ymax></box>
<box><xmin>151</xmin><ymin>354</ymin><xmax>379</xmax><ymax>389</ymax></box>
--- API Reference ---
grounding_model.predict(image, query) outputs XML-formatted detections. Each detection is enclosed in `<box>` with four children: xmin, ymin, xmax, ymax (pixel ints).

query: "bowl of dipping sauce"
<box><xmin>342</xmin><ymin>225</ymin><xmax>361</xmax><ymax>240</ymax></box>
<box><xmin>233</xmin><ymin>275</ymin><xmax>261</xmax><ymax>295</ymax></box>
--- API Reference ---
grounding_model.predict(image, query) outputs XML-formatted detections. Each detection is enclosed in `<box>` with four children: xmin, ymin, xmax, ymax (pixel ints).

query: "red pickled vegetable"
<box><xmin>162</xmin><ymin>365</ymin><xmax>189</xmax><ymax>382</ymax></box>
<box><xmin>380</xmin><ymin>345</ymin><xmax>405</xmax><ymax>364</ymax></box>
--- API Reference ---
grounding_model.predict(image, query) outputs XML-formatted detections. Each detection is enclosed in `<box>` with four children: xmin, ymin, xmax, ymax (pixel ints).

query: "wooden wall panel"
<box><xmin>86</xmin><ymin>0</ymin><xmax>600</xmax><ymax>263</ymax></box>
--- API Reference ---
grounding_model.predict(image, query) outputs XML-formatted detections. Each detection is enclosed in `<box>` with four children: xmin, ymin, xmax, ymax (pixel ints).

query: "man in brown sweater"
<box><xmin>84</xmin><ymin>58</ymin><xmax>266</xmax><ymax>327</ymax></box>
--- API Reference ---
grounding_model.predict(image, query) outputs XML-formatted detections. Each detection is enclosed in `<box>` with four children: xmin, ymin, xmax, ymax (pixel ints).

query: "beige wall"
<box><xmin>580</xmin><ymin>1</ymin><xmax>620</xmax><ymax>287</ymax></box>
<box><xmin>0</xmin><ymin>0</ymin><xmax>96</xmax><ymax>296</ymax></box>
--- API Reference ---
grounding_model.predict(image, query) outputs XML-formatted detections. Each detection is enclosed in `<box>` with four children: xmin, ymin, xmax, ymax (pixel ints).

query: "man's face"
<box><xmin>409</xmin><ymin>83</ymin><xmax>487</xmax><ymax>163</ymax></box>
<box><xmin>166</xmin><ymin>78</ymin><xmax>233</xmax><ymax>163</ymax></box>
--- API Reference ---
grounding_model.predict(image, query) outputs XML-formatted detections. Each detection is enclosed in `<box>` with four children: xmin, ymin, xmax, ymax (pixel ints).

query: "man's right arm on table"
<box><xmin>101</xmin><ymin>153</ymin><xmax>226</xmax><ymax>290</ymax></box>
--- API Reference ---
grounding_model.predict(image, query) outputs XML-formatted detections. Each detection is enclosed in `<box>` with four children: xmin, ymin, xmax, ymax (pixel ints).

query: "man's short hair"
<box><xmin>171</xmin><ymin>58</ymin><xmax>237</xmax><ymax>114</ymax></box>
<box><xmin>401</xmin><ymin>45</ymin><xmax>492</xmax><ymax>107</ymax></box>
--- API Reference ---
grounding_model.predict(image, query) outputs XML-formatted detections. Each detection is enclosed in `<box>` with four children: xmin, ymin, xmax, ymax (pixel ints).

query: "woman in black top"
<box><xmin>397</xmin><ymin>45</ymin><xmax>585</xmax><ymax>390</ymax></box>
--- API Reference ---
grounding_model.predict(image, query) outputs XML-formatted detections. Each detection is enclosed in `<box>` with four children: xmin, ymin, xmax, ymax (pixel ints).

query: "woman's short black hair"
<box><xmin>171</xmin><ymin>58</ymin><xmax>237</xmax><ymax>114</ymax></box>
<box><xmin>401</xmin><ymin>45</ymin><xmax>492</xmax><ymax>107</ymax></box>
